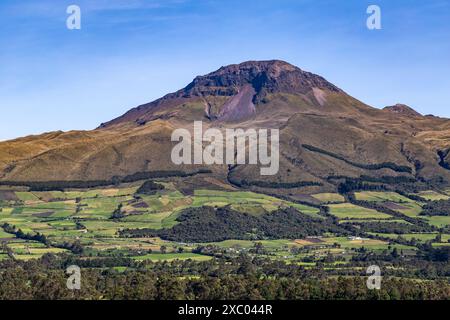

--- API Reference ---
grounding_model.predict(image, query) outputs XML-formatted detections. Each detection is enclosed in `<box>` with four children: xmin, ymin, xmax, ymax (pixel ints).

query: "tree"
<box><xmin>391</xmin><ymin>247</ymin><xmax>399</xmax><ymax>258</ymax></box>
<box><xmin>253</xmin><ymin>242</ymin><xmax>265</xmax><ymax>254</ymax></box>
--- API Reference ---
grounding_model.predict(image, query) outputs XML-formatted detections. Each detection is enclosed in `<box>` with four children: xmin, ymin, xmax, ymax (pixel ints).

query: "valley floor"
<box><xmin>0</xmin><ymin>180</ymin><xmax>449</xmax><ymax>299</ymax></box>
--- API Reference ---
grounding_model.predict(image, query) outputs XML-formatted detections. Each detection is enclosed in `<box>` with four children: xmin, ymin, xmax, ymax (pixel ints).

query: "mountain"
<box><xmin>1</xmin><ymin>60</ymin><xmax>450</xmax><ymax>194</ymax></box>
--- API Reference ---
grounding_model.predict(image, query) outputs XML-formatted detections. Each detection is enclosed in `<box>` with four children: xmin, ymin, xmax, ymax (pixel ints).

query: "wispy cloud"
<box><xmin>84</xmin><ymin>0</ymin><xmax>170</xmax><ymax>12</ymax></box>
<box><xmin>1</xmin><ymin>0</ymin><xmax>188</xmax><ymax>18</ymax></box>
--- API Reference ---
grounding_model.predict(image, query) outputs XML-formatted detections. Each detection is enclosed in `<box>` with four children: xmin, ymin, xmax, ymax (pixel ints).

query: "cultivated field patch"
<box><xmin>328</xmin><ymin>203</ymin><xmax>392</xmax><ymax>220</ymax></box>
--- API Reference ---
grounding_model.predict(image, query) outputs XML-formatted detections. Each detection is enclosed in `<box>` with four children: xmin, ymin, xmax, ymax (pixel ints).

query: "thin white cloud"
<box><xmin>84</xmin><ymin>0</ymin><xmax>164</xmax><ymax>12</ymax></box>
<box><xmin>2</xmin><ymin>0</ymin><xmax>188</xmax><ymax>18</ymax></box>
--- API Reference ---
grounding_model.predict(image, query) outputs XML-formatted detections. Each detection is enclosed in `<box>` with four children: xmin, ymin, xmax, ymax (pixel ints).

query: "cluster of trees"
<box><xmin>425</xmin><ymin>246</ymin><xmax>450</xmax><ymax>262</ymax></box>
<box><xmin>333</xmin><ymin>175</ymin><xmax>431</xmax><ymax>196</ymax></box>
<box><xmin>64</xmin><ymin>256</ymin><xmax>137</xmax><ymax>268</ymax></box>
<box><xmin>136</xmin><ymin>180</ymin><xmax>165</xmax><ymax>195</ymax></box>
<box><xmin>0</xmin><ymin>254</ymin><xmax>449</xmax><ymax>300</ymax></box>
<box><xmin>110</xmin><ymin>204</ymin><xmax>125</xmax><ymax>220</ymax></box>
<box><xmin>54</xmin><ymin>240</ymin><xmax>84</xmax><ymax>254</ymax></box>
<box><xmin>346</xmin><ymin>221</ymin><xmax>431</xmax><ymax>234</ymax></box>
<box><xmin>420</xmin><ymin>199</ymin><xmax>450</xmax><ymax>216</ymax></box>
<box><xmin>1</xmin><ymin>223</ymin><xmax>83</xmax><ymax>254</ymax></box>
<box><xmin>2</xmin><ymin>223</ymin><xmax>49</xmax><ymax>244</ymax></box>
<box><xmin>337</xmin><ymin>179</ymin><xmax>387</xmax><ymax>194</ymax></box>
<box><xmin>437</xmin><ymin>149</ymin><xmax>450</xmax><ymax>170</ymax></box>
<box><xmin>120</xmin><ymin>206</ymin><xmax>348</xmax><ymax>242</ymax></box>
<box><xmin>302</xmin><ymin>144</ymin><xmax>413</xmax><ymax>173</ymax></box>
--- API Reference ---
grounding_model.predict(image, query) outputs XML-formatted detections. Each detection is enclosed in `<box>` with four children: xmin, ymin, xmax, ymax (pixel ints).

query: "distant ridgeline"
<box><xmin>0</xmin><ymin>169</ymin><xmax>211</xmax><ymax>191</ymax></box>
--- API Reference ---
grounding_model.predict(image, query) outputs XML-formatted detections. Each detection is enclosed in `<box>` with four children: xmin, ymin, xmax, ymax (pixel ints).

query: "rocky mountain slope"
<box><xmin>1</xmin><ymin>60</ymin><xmax>450</xmax><ymax>194</ymax></box>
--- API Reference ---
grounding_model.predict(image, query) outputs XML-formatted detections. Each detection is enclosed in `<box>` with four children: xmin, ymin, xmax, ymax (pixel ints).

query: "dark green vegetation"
<box><xmin>1</xmin><ymin>254</ymin><xmax>449</xmax><ymax>300</ymax></box>
<box><xmin>228</xmin><ymin>178</ymin><xmax>323</xmax><ymax>189</ymax></box>
<box><xmin>120</xmin><ymin>206</ymin><xmax>346</xmax><ymax>242</ymax></box>
<box><xmin>136</xmin><ymin>180</ymin><xmax>165</xmax><ymax>195</ymax></box>
<box><xmin>348</xmin><ymin>221</ymin><xmax>431</xmax><ymax>234</ymax></box>
<box><xmin>420</xmin><ymin>199</ymin><xmax>450</xmax><ymax>216</ymax></box>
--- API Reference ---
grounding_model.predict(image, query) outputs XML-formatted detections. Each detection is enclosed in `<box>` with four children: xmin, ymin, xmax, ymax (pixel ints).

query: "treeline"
<box><xmin>329</xmin><ymin>175</ymin><xmax>417</xmax><ymax>184</ymax></box>
<box><xmin>0</xmin><ymin>255</ymin><xmax>449</xmax><ymax>300</ymax></box>
<box><xmin>0</xmin><ymin>169</ymin><xmax>211</xmax><ymax>191</ymax></box>
<box><xmin>420</xmin><ymin>199</ymin><xmax>450</xmax><ymax>216</ymax></box>
<box><xmin>337</xmin><ymin>179</ymin><xmax>388</xmax><ymax>194</ymax></box>
<box><xmin>228</xmin><ymin>178</ymin><xmax>322</xmax><ymax>189</ymax></box>
<box><xmin>64</xmin><ymin>256</ymin><xmax>136</xmax><ymax>268</ymax></box>
<box><xmin>136</xmin><ymin>180</ymin><xmax>165</xmax><ymax>195</ymax></box>
<box><xmin>425</xmin><ymin>246</ymin><xmax>450</xmax><ymax>262</ymax></box>
<box><xmin>0</xmin><ymin>180</ymin><xmax>113</xmax><ymax>191</ymax></box>
<box><xmin>1</xmin><ymin>223</ymin><xmax>83</xmax><ymax>254</ymax></box>
<box><xmin>120</xmin><ymin>206</ymin><xmax>347</xmax><ymax>242</ymax></box>
<box><xmin>335</xmin><ymin>176</ymin><xmax>429</xmax><ymax>199</ymax></box>
<box><xmin>2</xmin><ymin>223</ymin><xmax>48</xmax><ymax>244</ymax></box>
<box><xmin>120</xmin><ymin>169</ymin><xmax>211</xmax><ymax>183</ymax></box>
<box><xmin>302</xmin><ymin>144</ymin><xmax>413</xmax><ymax>173</ymax></box>
<box><xmin>344</xmin><ymin>221</ymin><xmax>432</xmax><ymax>234</ymax></box>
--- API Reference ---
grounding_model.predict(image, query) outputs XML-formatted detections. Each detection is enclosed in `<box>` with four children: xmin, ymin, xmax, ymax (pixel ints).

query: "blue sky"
<box><xmin>0</xmin><ymin>0</ymin><xmax>449</xmax><ymax>140</ymax></box>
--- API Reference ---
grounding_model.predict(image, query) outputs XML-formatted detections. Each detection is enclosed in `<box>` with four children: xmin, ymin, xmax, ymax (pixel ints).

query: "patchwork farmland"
<box><xmin>0</xmin><ymin>180</ymin><xmax>448</xmax><ymax>264</ymax></box>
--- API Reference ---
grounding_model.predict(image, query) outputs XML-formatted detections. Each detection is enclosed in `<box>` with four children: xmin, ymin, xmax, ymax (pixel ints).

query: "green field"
<box><xmin>354</xmin><ymin>191</ymin><xmax>412</xmax><ymax>203</ymax></box>
<box><xmin>192</xmin><ymin>189</ymin><xmax>321</xmax><ymax>217</ymax></box>
<box><xmin>15</xmin><ymin>192</ymin><xmax>40</xmax><ymax>202</ymax></box>
<box><xmin>0</xmin><ymin>183</ymin><xmax>447</xmax><ymax>266</ymax></box>
<box><xmin>416</xmin><ymin>191</ymin><xmax>449</xmax><ymax>201</ymax></box>
<box><xmin>395</xmin><ymin>202</ymin><xmax>424</xmax><ymax>217</ymax></box>
<box><xmin>311</xmin><ymin>193</ymin><xmax>345</xmax><ymax>203</ymax></box>
<box><xmin>423</xmin><ymin>216</ymin><xmax>450</xmax><ymax>227</ymax></box>
<box><xmin>328</xmin><ymin>203</ymin><xmax>392</xmax><ymax>220</ymax></box>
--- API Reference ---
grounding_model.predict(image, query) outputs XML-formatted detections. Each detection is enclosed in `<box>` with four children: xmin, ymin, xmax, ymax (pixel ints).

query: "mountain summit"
<box><xmin>101</xmin><ymin>60</ymin><xmax>344</xmax><ymax>127</ymax></box>
<box><xmin>183</xmin><ymin>60</ymin><xmax>342</xmax><ymax>97</ymax></box>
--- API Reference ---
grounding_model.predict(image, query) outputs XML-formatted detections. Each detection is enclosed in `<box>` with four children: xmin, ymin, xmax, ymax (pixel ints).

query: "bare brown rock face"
<box><xmin>183</xmin><ymin>60</ymin><xmax>342</xmax><ymax>98</ymax></box>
